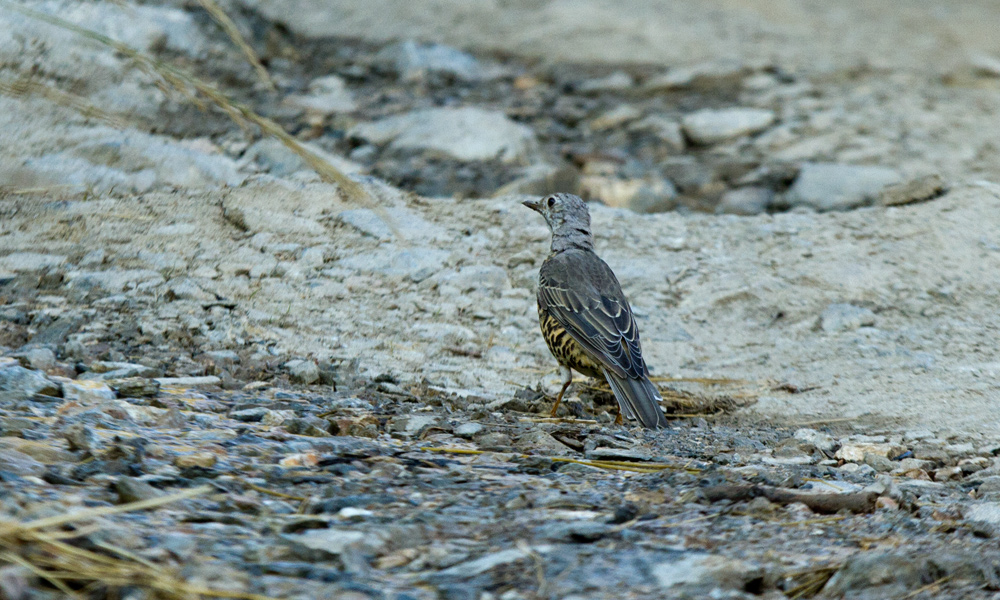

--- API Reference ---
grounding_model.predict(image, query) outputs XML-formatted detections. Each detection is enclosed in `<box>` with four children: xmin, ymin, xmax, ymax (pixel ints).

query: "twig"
<box><xmin>21</xmin><ymin>486</ymin><xmax>211</xmax><ymax>530</ymax></box>
<box><xmin>903</xmin><ymin>575</ymin><xmax>952</xmax><ymax>599</ymax></box>
<box><xmin>244</xmin><ymin>481</ymin><xmax>307</xmax><ymax>502</ymax></box>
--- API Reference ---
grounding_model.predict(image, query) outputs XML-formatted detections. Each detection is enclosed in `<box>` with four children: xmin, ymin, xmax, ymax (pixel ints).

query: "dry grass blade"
<box><xmin>0</xmin><ymin>485</ymin><xmax>283</xmax><ymax>600</ymax></box>
<box><xmin>783</xmin><ymin>564</ymin><xmax>840</xmax><ymax>599</ymax></box>
<box><xmin>0</xmin><ymin>75</ymin><xmax>128</xmax><ymax>129</ymax></box>
<box><xmin>196</xmin><ymin>0</ymin><xmax>275</xmax><ymax>91</ymax></box>
<box><xmin>0</xmin><ymin>0</ymin><xmax>385</xmax><ymax>221</ymax></box>
<box><xmin>420</xmin><ymin>446</ymin><xmax>702</xmax><ymax>474</ymax></box>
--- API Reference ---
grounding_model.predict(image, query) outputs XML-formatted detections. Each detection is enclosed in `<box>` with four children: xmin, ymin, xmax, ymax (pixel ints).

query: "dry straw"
<box><xmin>0</xmin><ymin>486</ymin><xmax>280</xmax><ymax>599</ymax></box>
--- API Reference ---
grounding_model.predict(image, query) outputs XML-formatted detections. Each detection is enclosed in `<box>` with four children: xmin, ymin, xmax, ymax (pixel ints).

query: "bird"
<box><xmin>523</xmin><ymin>193</ymin><xmax>668</xmax><ymax>429</ymax></box>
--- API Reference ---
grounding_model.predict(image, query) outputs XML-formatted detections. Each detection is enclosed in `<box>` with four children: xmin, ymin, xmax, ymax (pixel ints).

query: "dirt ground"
<box><xmin>3</xmin><ymin>1</ymin><xmax>1000</xmax><ymax>599</ymax></box>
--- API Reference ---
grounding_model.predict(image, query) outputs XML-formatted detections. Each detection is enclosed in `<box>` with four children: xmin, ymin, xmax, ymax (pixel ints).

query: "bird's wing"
<box><xmin>538</xmin><ymin>251</ymin><xmax>646</xmax><ymax>379</ymax></box>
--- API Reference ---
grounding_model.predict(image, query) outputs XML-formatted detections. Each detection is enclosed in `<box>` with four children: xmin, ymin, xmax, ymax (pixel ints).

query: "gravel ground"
<box><xmin>4</xmin><ymin>2</ymin><xmax>1000</xmax><ymax>599</ymax></box>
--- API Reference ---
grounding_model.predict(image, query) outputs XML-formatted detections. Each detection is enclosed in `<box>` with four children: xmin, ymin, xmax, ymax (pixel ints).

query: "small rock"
<box><xmin>390</xmin><ymin>415</ymin><xmax>440</xmax><ymax>437</ymax></box>
<box><xmin>61</xmin><ymin>379</ymin><xmax>116</xmax><ymax>403</ymax></box>
<box><xmin>577</xmin><ymin>71</ymin><xmax>634</xmax><ymax>94</ymax></box>
<box><xmin>0</xmin><ymin>448</ymin><xmax>45</xmax><ymax>476</ymax></box>
<box><xmin>231</xmin><ymin>407</ymin><xmax>270</xmax><ymax>422</ymax></box>
<box><xmin>454</xmin><ymin>422</ymin><xmax>484</xmax><ymax>439</ymax></box>
<box><xmin>933</xmin><ymin>466</ymin><xmax>963</xmax><ymax>482</ymax></box>
<box><xmin>877</xmin><ymin>174</ymin><xmax>946</xmax><ymax>207</ymax></box>
<box><xmin>174</xmin><ymin>452</ymin><xmax>217</xmax><ymax>469</ymax></box>
<box><xmin>63</xmin><ymin>423</ymin><xmax>102</xmax><ymax>454</ymax></box>
<box><xmin>819</xmin><ymin>303</ymin><xmax>876</xmax><ymax>333</ymax></box>
<box><xmin>337</xmin><ymin>209</ymin><xmax>394</xmax><ymax>241</ymax></box>
<box><xmin>822</xmin><ymin>552</ymin><xmax>924</xmax><ymax>595</ymax></box>
<box><xmin>864</xmin><ymin>453</ymin><xmax>895</xmax><ymax>473</ymax></box>
<box><xmin>15</xmin><ymin>348</ymin><xmax>57</xmax><ymax>371</ymax></box>
<box><xmin>299</xmin><ymin>247</ymin><xmax>326</xmax><ymax>269</ymax></box>
<box><xmin>166</xmin><ymin>279</ymin><xmax>215</xmax><ymax>303</ymax></box>
<box><xmin>435</xmin><ymin>547</ymin><xmax>550</xmax><ymax>578</ymax></box>
<box><xmin>0</xmin><ymin>364</ymin><xmax>61</xmax><ymax>399</ymax></box>
<box><xmin>717</xmin><ymin>187</ymin><xmax>773</xmax><ymax>215</ymax></box>
<box><xmin>0</xmin><ymin>564</ymin><xmax>31</xmax><ymax>600</ymax></box>
<box><xmin>590</xmin><ymin>105</ymin><xmax>642</xmax><ymax>130</ymax></box>
<box><xmin>106</xmin><ymin>378</ymin><xmax>160</xmax><ymax>398</ymax></box>
<box><xmin>970</xmin><ymin>53</ymin><xmax>1000</xmax><ymax>77</ymax></box>
<box><xmin>154</xmin><ymin>376</ymin><xmax>221</xmax><ymax>387</ymax></box>
<box><xmin>114</xmin><ymin>477</ymin><xmax>164</xmax><ymax>504</ymax></box>
<box><xmin>286</xmin><ymin>359</ymin><xmax>320</xmax><ymax>384</ymax></box>
<box><xmin>540</xmin><ymin>521</ymin><xmax>609</xmax><ymax>543</ymax></box>
<box><xmin>349</xmin><ymin>107</ymin><xmax>537</xmax><ymax>163</ymax></box>
<box><xmin>836</xmin><ymin>442</ymin><xmax>903</xmax><ymax>462</ymax></box>
<box><xmin>284</xmin><ymin>74</ymin><xmax>357</xmax><ymax>114</ymax></box>
<box><xmin>284</xmin><ymin>528</ymin><xmax>377</xmax><ymax>560</ymax></box>
<box><xmin>681</xmin><ymin>108</ymin><xmax>775</xmax><ymax>145</ymax></box>
<box><xmin>644</xmin><ymin>60</ymin><xmax>748</xmax><ymax>91</ymax></box>
<box><xmin>793</xmin><ymin>428</ymin><xmax>837</xmax><ymax>453</ymax></box>
<box><xmin>202</xmin><ymin>350</ymin><xmax>240</xmax><ymax>366</ymax></box>
<box><xmin>629</xmin><ymin>115</ymin><xmax>686</xmax><ymax>152</ymax></box>
<box><xmin>875</xmin><ymin>496</ymin><xmax>899</xmax><ymax>510</ymax></box>
<box><xmin>966</xmin><ymin>503</ymin><xmax>1000</xmax><ymax>537</ymax></box>
<box><xmin>977</xmin><ymin>477</ymin><xmax>1000</xmax><ymax>494</ymax></box>
<box><xmin>580</xmin><ymin>175</ymin><xmax>677</xmax><ymax>213</ymax></box>
<box><xmin>384</xmin><ymin>40</ymin><xmax>498</xmax><ymax>82</ymax></box>
<box><xmin>786</xmin><ymin>163</ymin><xmax>901</xmax><ymax>211</ymax></box>
<box><xmin>652</xmin><ymin>553</ymin><xmax>762</xmax><ymax>591</ymax></box>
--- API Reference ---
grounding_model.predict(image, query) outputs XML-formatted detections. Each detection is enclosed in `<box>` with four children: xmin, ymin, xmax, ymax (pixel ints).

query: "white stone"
<box><xmin>787</xmin><ymin>163</ymin><xmax>901</xmax><ymax>211</ymax></box>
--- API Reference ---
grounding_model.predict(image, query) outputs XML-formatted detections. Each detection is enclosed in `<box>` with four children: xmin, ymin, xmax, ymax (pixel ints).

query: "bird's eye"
<box><xmin>546</xmin><ymin>196</ymin><xmax>556</xmax><ymax>208</ymax></box>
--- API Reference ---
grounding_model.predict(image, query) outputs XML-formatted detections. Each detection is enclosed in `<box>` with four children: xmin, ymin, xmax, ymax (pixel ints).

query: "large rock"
<box><xmin>786</xmin><ymin>163</ymin><xmax>901</xmax><ymax>211</ymax></box>
<box><xmin>337</xmin><ymin>247</ymin><xmax>449</xmax><ymax>282</ymax></box>
<box><xmin>349</xmin><ymin>107</ymin><xmax>537</xmax><ymax>163</ymax></box>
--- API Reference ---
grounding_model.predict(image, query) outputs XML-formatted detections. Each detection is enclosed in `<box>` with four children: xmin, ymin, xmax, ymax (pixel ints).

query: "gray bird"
<box><xmin>523</xmin><ymin>193</ymin><xmax>668</xmax><ymax>429</ymax></box>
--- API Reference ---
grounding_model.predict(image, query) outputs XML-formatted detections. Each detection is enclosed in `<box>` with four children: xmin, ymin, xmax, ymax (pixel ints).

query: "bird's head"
<box><xmin>522</xmin><ymin>193</ymin><xmax>591</xmax><ymax>233</ymax></box>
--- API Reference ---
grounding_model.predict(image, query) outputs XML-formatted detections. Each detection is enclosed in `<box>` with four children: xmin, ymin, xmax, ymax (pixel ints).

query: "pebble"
<box><xmin>877</xmin><ymin>173</ymin><xmax>946</xmax><ymax>207</ymax></box>
<box><xmin>819</xmin><ymin>303</ymin><xmax>876</xmax><ymax>332</ymax></box>
<box><xmin>628</xmin><ymin>115</ymin><xmax>686</xmax><ymax>152</ymax></box>
<box><xmin>284</xmin><ymin>528</ymin><xmax>375</xmax><ymax>560</ymax></box>
<box><xmin>579</xmin><ymin>175</ymin><xmax>677</xmax><ymax>213</ymax></box>
<box><xmin>822</xmin><ymin>552</ymin><xmax>924</xmax><ymax>596</ymax></box>
<box><xmin>283</xmin><ymin>74</ymin><xmax>357</xmax><ymax>114</ymax></box>
<box><xmin>174</xmin><ymin>452</ymin><xmax>217</xmax><ymax>469</ymax></box>
<box><xmin>286</xmin><ymin>360</ymin><xmax>320</xmax><ymax>384</ymax></box>
<box><xmin>716</xmin><ymin>186</ymin><xmax>773</xmax><ymax>215</ymax></box>
<box><xmin>154</xmin><ymin>376</ymin><xmax>221</xmax><ymax>387</ymax></box>
<box><xmin>337</xmin><ymin>209</ymin><xmax>394</xmax><ymax>241</ymax></box>
<box><xmin>380</xmin><ymin>40</ymin><xmax>498</xmax><ymax>82</ymax></box>
<box><xmin>114</xmin><ymin>477</ymin><xmax>164</xmax><ymax>503</ymax></box>
<box><xmin>61</xmin><ymin>379</ymin><xmax>116</xmax><ymax>403</ymax></box>
<box><xmin>681</xmin><ymin>108</ymin><xmax>775</xmax><ymax>144</ymax></box>
<box><xmin>644</xmin><ymin>60</ymin><xmax>747</xmax><ymax>91</ymax></box>
<box><xmin>966</xmin><ymin>503</ymin><xmax>1000</xmax><ymax>537</ymax></box>
<box><xmin>577</xmin><ymin>71</ymin><xmax>634</xmax><ymax>94</ymax></box>
<box><xmin>836</xmin><ymin>442</ymin><xmax>902</xmax><ymax>462</ymax></box>
<box><xmin>652</xmin><ymin>552</ymin><xmax>761</xmax><ymax>591</ymax></box>
<box><xmin>454</xmin><ymin>423</ymin><xmax>484</xmax><ymax>439</ymax></box>
<box><xmin>786</xmin><ymin>162</ymin><xmax>901</xmax><ymax>211</ymax></box>
<box><xmin>589</xmin><ymin>105</ymin><xmax>642</xmax><ymax>130</ymax></box>
<box><xmin>349</xmin><ymin>107</ymin><xmax>537</xmax><ymax>163</ymax></box>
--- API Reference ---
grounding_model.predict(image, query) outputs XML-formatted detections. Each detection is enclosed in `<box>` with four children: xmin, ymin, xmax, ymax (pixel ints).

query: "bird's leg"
<box><xmin>549</xmin><ymin>366</ymin><xmax>573</xmax><ymax>417</ymax></box>
<box><xmin>614</xmin><ymin>411</ymin><xmax>623</xmax><ymax>426</ymax></box>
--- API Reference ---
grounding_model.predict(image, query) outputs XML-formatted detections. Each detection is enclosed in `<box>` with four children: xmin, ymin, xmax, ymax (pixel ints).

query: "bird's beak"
<box><xmin>522</xmin><ymin>198</ymin><xmax>542</xmax><ymax>212</ymax></box>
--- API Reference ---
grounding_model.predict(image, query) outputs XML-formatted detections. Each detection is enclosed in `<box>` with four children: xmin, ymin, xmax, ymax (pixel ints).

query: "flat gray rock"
<box><xmin>787</xmin><ymin>162</ymin><xmax>901</xmax><ymax>211</ymax></box>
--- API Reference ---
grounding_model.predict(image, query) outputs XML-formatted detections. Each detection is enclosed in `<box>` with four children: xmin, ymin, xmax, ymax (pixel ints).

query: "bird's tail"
<box><xmin>602</xmin><ymin>369</ymin><xmax>668</xmax><ymax>429</ymax></box>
